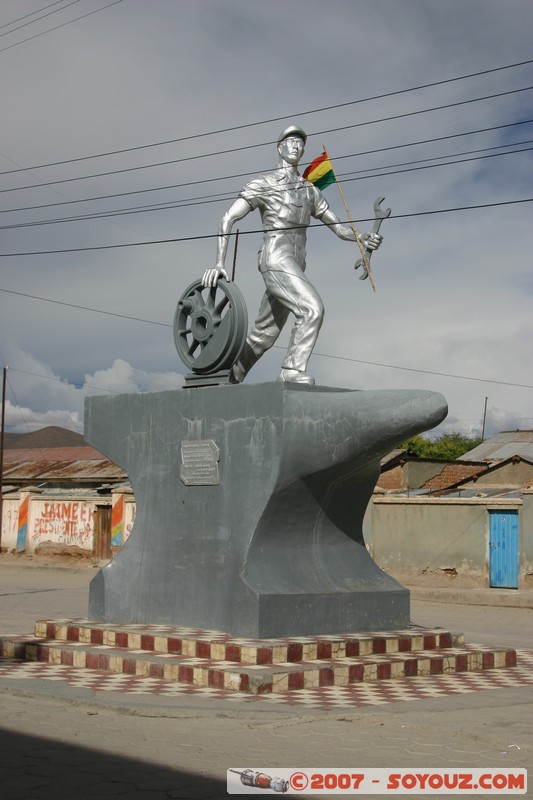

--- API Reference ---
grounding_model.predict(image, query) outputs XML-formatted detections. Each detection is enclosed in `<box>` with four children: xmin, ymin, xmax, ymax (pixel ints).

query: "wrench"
<box><xmin>354</xmin><ymin>196</ymin><xmax>391</xmax><ymax>280</ymax></box>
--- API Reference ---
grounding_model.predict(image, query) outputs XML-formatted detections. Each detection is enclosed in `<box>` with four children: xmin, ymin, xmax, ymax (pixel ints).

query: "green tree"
<box><xmin>401</xmin><ymin>433</ymin><xmax>483</xmax><ymax>460</ymax></box>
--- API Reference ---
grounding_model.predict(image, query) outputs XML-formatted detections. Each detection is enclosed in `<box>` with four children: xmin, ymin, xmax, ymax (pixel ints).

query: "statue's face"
<box><xmin>278</xmin><ymin>135</ymin><xmax>305</xmax><ymax>165</ymax></box>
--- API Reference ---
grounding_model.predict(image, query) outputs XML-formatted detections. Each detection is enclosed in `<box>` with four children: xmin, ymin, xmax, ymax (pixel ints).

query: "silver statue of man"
<box><xmin>202</xmin><ymin>125</ymin><xmax>382</xmax><ymax>385</ymax></box>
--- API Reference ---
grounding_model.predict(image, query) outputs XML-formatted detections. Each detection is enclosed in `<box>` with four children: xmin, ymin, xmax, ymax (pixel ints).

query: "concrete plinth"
<box><xmin>86</xmin><ymin>383</ymin><xmax>447</xmax><ymax>637</ymax></box>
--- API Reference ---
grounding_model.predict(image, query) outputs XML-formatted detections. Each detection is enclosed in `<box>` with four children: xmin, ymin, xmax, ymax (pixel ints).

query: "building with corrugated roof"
<box><xmin>1</xmin><ymin>427</ymin><xmax>132</xmax><ymax>559</ymax></box>
<box><xmin>458</xmin><ymin>430</ymin><xmax>533</xmax><ymax>463</ymax></box>
<box><xmin>377</xmin><ymin>453</ymin><xmax>487</xmax><ymax>494</ymax></box>
<box><xmin>366</xmin><ymin>432</ymin><xmax>533</xmax><ymax>588</ymax></box>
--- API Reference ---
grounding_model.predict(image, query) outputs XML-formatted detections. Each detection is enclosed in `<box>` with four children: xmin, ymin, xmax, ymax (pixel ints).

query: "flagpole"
<box><xmin>323</xmin><ymin>146</ymin><xmax>376</xmax><ymax>294</ymax></box>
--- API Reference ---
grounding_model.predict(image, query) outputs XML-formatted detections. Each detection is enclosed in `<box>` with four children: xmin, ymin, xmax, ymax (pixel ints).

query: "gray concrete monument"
<box><xmin>87</xmin><ymin>123</ymin><xmax>447</xmax><ymax>638</ymax></box>
<box><xmin>87</xmin><ymin>383</ymin><xmax>447</xmax><ymax>637</ymax></box>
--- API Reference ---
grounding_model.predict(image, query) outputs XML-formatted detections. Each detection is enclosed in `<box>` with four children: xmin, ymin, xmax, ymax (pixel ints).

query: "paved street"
<box><xmin>0</xmin><ymin>558</ymin><xmax>532</xmax><ymax>799</ymax></box>
<box><xmin>0</xmin><ymin>558</ymin><xmax>94</xmax><ymax>634</ymax></box>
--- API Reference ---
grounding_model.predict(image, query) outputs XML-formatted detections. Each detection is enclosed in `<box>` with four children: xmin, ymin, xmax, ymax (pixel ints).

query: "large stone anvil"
<box><xmin>87</xmin><ymin>383</ymin><xmax>447</xmax><ymax>637</ymax></box>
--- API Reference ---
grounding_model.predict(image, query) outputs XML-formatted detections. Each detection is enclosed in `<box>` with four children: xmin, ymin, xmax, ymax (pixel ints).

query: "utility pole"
<box><xmin>481</xmin><ymin>396</ymin><xmax>488</xmax><ymax>442</ymax></box>
<box><xmin>0</xmin><ymin>366</ymin><xmax>7</xmax><ymax>551</ymax></box>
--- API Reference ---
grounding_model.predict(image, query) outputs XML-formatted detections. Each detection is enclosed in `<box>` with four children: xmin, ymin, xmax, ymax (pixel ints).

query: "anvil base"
<box><xmin>86</xmin><ymin>382</ymin><xmax>447</xmax><ymax>638</ymax></box>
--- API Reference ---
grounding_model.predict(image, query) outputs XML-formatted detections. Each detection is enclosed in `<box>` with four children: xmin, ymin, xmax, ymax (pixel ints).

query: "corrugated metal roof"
<box><xmin>441</xmin><ymin>488</ymin><xmax>524</xmax><ymax>499</ymax></box>
<box><xmin>3</xmin><ymin>458</ymin><xmax>127</xmax><ymax>482</ymax></box>
<box><xmin>3</xmin><ymin>446</ymin><xmax>104</xmax><ymax>463</ymax></box>
<box><xmin>380</xmin><ymin>449</ymin><xmax>407</xmax><ymax>467</ymax></box>
<box><xmin>3</xmin><ymin>486</ymin><xmax>119</xmax><ymax>498</ymax></box>
<box><xmin>459</xmin><ymin>430</ymin><xmax>533</xmax><ymax>462</ymax></box>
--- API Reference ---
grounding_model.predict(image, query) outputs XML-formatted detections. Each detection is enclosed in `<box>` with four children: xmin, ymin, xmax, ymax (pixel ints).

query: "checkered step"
<box><xmin>0</xmin><ymin>652</ymin><xmax>531</xmax><ymax>707</ymax></box>
<box><xmin>0</xmin><ymin>621</ymin><xmax>516</xmax><ymax>695</ymax></box>
<box><xmin>31</xmin><ymin>619</ymin><xmax>465</xmax><ymax>663</ymax></box>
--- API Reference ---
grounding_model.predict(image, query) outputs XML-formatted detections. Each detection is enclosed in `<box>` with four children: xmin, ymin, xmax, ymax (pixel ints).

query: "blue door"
<box><xmin>489</xmin><ymin>510</ymin><xmax>519</xmax><ymax>588</ymax></box>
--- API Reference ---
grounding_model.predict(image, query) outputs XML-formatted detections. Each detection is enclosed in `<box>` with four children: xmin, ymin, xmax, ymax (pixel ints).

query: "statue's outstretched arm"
<box><xmin>203</xmin><ymin>198</ymin><xmax>252</xmax><ymax>287</ymax></box>
<box><xmin>319</xmin><ymin>207</ymin><xmax>382</xmax><ymax>250</ymax></box>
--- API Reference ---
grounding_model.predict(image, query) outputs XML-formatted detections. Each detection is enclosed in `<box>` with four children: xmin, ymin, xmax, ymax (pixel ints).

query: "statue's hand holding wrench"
<box><xmin>355</xmin><ymin>196</ymin><xmax>391</xmax><ymax>280</ymax></box>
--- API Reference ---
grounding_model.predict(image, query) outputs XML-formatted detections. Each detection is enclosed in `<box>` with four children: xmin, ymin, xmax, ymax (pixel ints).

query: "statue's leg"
<box><xmin>266</xmin><ymin>271</ymin><xmax>324</xmax><ymax>373</ymax></box>
<box><xmin>231</xmin><ymin>287</ymin><xmax>290</xmax><ymax>383</ymax></box>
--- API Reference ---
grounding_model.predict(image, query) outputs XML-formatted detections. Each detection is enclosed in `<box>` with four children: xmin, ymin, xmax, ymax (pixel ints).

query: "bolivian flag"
<box><xmin>303</xmin><ymin>150</ymin><xmax>336</xmax><ymax>190</ymax></box>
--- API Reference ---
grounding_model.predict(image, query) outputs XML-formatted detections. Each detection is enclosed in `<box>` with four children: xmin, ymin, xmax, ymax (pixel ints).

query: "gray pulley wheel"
<box><xmin>174</xmin><ymin>279</ymin><xmax>248</xmax><ymax>375</ymax></box>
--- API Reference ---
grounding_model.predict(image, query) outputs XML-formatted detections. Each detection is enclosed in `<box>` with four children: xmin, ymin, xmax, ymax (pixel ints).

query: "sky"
<box><xmin>1</xmin><ymin>0</ymin><xmax>532</xmax><ymax>441</ymax></box>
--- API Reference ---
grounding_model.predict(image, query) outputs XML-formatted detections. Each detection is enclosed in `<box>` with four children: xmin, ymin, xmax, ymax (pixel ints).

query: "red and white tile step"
<box><xmin>0</xmin><ymin>619</ymin><xmax>517</xmax><ymax>695</ymax></box>
<box><xmin>1</xmin><ymin>655</ymin><xmax>532</xmax><ymax>709</ymax></box>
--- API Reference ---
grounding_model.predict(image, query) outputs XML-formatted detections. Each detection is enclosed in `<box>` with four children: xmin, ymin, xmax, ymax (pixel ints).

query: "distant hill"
<box><xmin>4</xmin><ymin>426</ymin><xmax>88</xmax><ymax>450</ymax></box>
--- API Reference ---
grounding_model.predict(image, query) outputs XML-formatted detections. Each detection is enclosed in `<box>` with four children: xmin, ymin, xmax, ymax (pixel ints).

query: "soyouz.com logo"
<box><xmin>227</xmin><ymin>767</ymin><xmax>527</xmax><ymax>794</ymax></box>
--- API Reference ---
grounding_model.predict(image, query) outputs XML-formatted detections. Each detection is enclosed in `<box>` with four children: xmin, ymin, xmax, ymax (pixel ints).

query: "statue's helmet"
<box><xmin>277</xmin><ymin>124</ymin><xmax>307</xmax><ymax>145</ymax></box>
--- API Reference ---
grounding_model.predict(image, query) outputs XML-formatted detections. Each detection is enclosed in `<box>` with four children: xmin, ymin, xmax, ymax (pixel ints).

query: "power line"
<box><xmin>5</xmin><ymin>373</ymin><xmax>49</xmax><ymax>446</ymax></box>
<box><xmin>2</xmin><ymin>142</ymin><xmax>531</xmax><ymax>231</ymax></box>
<box><xmin>0</xmin><ymin>197</ymin><xmax>531</xmax><ymax>257</ymax></box>
<box><xmin>0</xmin><ymin>288</ymin><xmax>171</xmax><ymax>327</ymax></box>
<box><xmin>0</xmin><ymin>143</ymin><xmax>158</xmax><ymax>241</ymax></box>
<box><xmin>3</xmin><ymin>289</ymin><xmax>531</xmax><ymax>393</ymax></box>
<box><xmin>0</xmin><ymin>0</ymin><xmax>79</xmax><ymax>39</ymax></box>
<box><xmin>339</xmin><ymin>143</ymin><xmax>533</xmax><ymax>186</ymax></box>
<box><xmin>341</xmin><ymin>140</ymin><xmax>533</xmax><ymax>178</ymax></box>
<box><xmin>2</xmin><ymin>56</ymin><xmax>533</xmax><ymax>173</ymax></box>
<box><xmin>8</xmin><ymin>367</ymin><xmax>128</xmax><ymax>395</ymax></box>
<box><xmin>3</xmin><ymin>303</ymin><xmax>532</xmax><ymax>389</ymax></box>
<box><xmin>0</xmin><ymin>0</ymin><xmax>123</xmax><ymax>54</ymax></box>
<box><xmin>5</xmin><ymin>372</ymin><xmax>61</xmax><ymax>458</ymax></box>
<box><xmin>309</xmin><ymin>350</ymin><xmax>533</xmax><ymax>390</ymax></box>
<box><xmin>2</xmin><ymin>85</ymin><xmax>532</xmax><ymax>194</ymax></box>
<box><xmin>3</xmin><ymin>117</ymin><xmax>532</xmax><ymax>217</ymax></box>
<box><xmin>0</xmin><ymin>0</ymin><xmax>66</xmax><ymax>31</ymax></box>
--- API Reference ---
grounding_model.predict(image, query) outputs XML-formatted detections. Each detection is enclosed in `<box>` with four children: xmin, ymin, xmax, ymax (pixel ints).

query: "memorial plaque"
<box><xmin>180</xmin><ymin>440</ymin><xmax>220</xmax><ymax>486</ymax></box>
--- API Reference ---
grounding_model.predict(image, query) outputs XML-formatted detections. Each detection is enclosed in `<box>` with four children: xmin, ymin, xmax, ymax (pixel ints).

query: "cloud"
<box><xmin>4</xmin><ymin>399</ymin><xmax>82</xmax><ymax>434</ymax></box>
<box><xmin>84</xmin><ymin>358</ymin><xmax>183</xmax><ymax>395</ymax></box>
<box><xmin>3</xmin><ymin>346</ymin><xmax>184</xmax><ymax>433</ymax></box>
<box><xmin>1</xmin><ymin>0</ymin><xmax>532</xmax><ymax>443</ymax></box>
